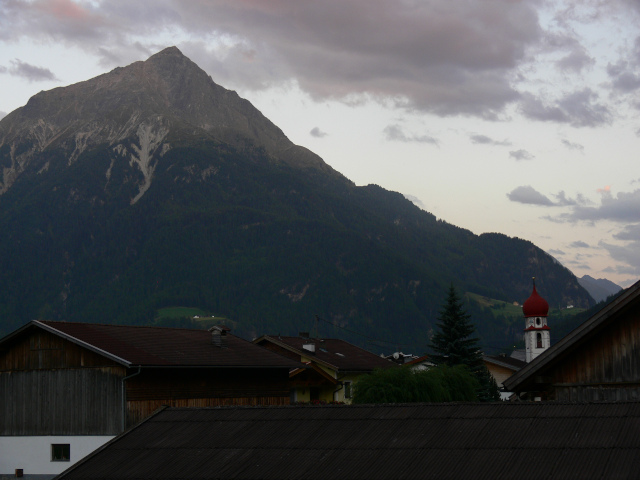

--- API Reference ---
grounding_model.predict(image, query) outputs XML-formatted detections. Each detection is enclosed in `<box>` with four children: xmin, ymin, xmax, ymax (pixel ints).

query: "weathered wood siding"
<box><xmin>0</xmin><ymin>329</ymin><xmax>121</xmax><ymax>371</ymax></box>
<box><xmin>549</xmin><ymin>305</ymin><xmax>640</xmax><ymax>401</ymax></box>
<box><xmin>125</xmin><ymin>368</ymin><xmax>290</xmax><ymax>426</ymax></box>
<box><xmin>0</xmin><ymin>367</ymin><xmax>125</xmax><ymax>435</ymax></box>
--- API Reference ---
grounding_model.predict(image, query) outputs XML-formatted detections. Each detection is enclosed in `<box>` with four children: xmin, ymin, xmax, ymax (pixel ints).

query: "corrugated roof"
<box><xmin>24</xmin><ymin>321</ymin><xmax>300</xmax><ymax>368</ymax></box>
<box><xmin>57</xmin><ymin>402</ymin><xmax>640</xmax><ymax>480</ymax></box>
<box><xmin>255</xmin><ymin>335</ymin><xmax>394</xmax><ymax>371</ymax></box>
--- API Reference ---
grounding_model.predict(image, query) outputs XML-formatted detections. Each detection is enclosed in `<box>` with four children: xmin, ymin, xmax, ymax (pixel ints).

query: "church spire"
<box><xmin>523</xmin><ymin>278</ymin><xmax>550</xmax><ymax>363</ymax></box>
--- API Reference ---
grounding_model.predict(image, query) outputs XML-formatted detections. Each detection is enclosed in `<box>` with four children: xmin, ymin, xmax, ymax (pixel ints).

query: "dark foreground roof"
<box><xmin>57</xmin><ymin>402</ymin><xmax>640</xmax><ymax>480</ymax></box>
<box><xmin>3</xmin><ymin>321</ymin><xmax>299</xmax><ymax>368</ymax></box>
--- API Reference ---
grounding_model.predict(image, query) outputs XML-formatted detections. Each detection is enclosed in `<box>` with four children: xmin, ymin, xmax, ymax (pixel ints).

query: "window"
<box><xmin>536</xmin><ymin>333</ymin><xmax>542</xmax><ymax>349</ymax></box>
<box><xmin>344</xmin><ymin>381</ymin><xmax>353</xmax><ymax>399</ymax></box>
<box><xmin>51</xmin><ymin>444</ymin><xmax>70</xmax><ymax>462</ymax></box>
<box><xmin>310</xmin><ymin>387</ymin><xmax>320</xmax><ymax>401</ymax></box>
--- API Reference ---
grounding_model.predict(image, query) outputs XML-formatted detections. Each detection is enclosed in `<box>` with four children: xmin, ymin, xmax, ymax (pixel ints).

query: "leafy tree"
<box><xmin>352</xmin><ymin>364</ymin><xmax>479</xmax><ymax>404</ymax></box>
<box><xmin>430</xmin><ymin>284</ymin><xmax>500</xmax><ymax>401</ymax></box>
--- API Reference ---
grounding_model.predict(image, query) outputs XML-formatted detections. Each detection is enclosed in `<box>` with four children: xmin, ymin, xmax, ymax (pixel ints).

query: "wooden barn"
<box><xmin>0</xmin><ymin>321</ymin><xmax>299</xmax><ymax>478</ymax></box>
<box><xmin>504</xmin><ymin>279</ymin><xmax>640</xmax><ymax>401</ymax></box>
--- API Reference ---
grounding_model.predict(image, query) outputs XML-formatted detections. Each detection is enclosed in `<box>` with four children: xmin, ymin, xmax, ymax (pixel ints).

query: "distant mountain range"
<box><xmin>0</xmin><ymin>47</ymin><xmax>594</xmax><ymax>352</ymax></box>
<box><xmin>578</xmin><ymin>275</ymin><xmax>622</xmax><ymax>303</ymax></box>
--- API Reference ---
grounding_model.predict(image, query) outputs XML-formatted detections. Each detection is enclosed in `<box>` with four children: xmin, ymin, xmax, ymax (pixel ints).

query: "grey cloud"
<box><xmin>508</xmin><ymin>186</ymin><xmax>587</xmax><ymax>207</ymax></box>
<box><xmin>384</xmin><ymin>124</ymin><xmax>438</xmax><ymax>145</ymax></box>
<box><xmin>606</xmin><ymin>37</ymin><xmax>640</xmax><ymax>93</ymax></box>
<box><xmin>556</xmin><ymin>46</ymin><xmax>594</xmax><ymax>73</ymax></box>
<box><xmin>554</xmin><ymin>191</ymin><xmax>589</xmax><ymax>206</ymax></box>
<box><xmin>547</xmin><ymin>248</ymin><xmax>566</xmax><ymax>256</ymax></box>
<box><xmin>310</xmin><ymin>127</ymin><xmax>328</xmax><ymax>138</ymax></box>
<box><xmin>469</xmin><ymin>134</ymin><xmax>511</xmax><ymax>146</ymax></box>
<box><xmin>509</xmin><ymin>149</ymin><xmax>534</xmax><ymax>161</ymax></box>
<box><xmin>0</xmin><ymin>0</ymin><xmax>544</xmax><ymax>118</ymax></box>
<box><xmin>403</xmin><ymin>194</ymin><xmax>425</xmax><ymax>209</ymax></box>
<box><xmin>561</xmin><ymin>139</ymin><xmax>584</xmax><ymax>152</ymax></box>
<box><xmin>613</xmin><ymin>223</ymin><xmax>640</xmax><ymax>241</ymax></box>
<box><xmin>565</xmin><ymin>189</ymin><xmax>640</xmax><ymax>222</ymax></box>
<box><xmin>5</xmin><ymin>59</ymin><xmax>58</xmax><ymax>82</ymax></box>
<box><xmin>507</xmin><ymin>186</ymin><xmax>554</xmax><ymax>206</ymax></box>
<box><xmin>542</xmin><ymin>31</ymin><xmax>594</xmax><ymax>73</ymax></box>
<box><xmin>600</xmin><ymin>239</ymin><xmax>640</xmax><ymax>275</ymax></box>
<box><xmin>519</xmin><ymin>89</ymin><xmax>612</xmax><ymax>127</ymax></box>
<box><xmin>569</xmin><ymin>240</ymin><xmax>590</xmax><ymax>248</ymax></box>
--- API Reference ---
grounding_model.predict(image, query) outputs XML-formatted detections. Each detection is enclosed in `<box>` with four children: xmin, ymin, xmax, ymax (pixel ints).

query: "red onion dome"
<box><xmin>523</xmin><ymin>284</ymin><xmax>549</xmax><ymax>317</ymax></box>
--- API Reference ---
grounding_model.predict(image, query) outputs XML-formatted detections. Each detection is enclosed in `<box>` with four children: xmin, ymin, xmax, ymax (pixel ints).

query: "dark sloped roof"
<box><xmin>484</xmin><ymin>354</ymin><xmax>527</xmax><ymax>371</ymax></box>
<box><xmin>57</xmin><ymin>402</ymin><xmax>640</xmax><ymax>480</ymax></box>
<box><xmin>13</xmin><ymin>321</ymin><xmax>300</xmax><ymax>368</ymax></box>
<box><xmin>504</xmin><ymin>279</ymin><xmax>640</xmax><ymax>392</ymax></box>
<box><xmin>255</xmin><ymin>335</ymin><xmax>394</xmax><ymax>371</ymax></box>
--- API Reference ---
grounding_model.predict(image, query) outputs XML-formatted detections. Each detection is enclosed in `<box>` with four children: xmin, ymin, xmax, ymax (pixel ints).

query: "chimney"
<box><xmin>299</xmin><ymin>332</ymin><xmax>309</xmax><ymax>339</ymax></box>
<box><xmin>209</xmin><ymin>326</ymin><xmax>228</xmax><ymax>348</ymax></box>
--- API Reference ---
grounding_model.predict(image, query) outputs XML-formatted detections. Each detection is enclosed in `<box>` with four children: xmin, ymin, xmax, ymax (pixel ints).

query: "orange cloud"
<box><xmin>38</xmin><ymin>0</ymin><xmax>89</xmax><ymax>20</ymax></box>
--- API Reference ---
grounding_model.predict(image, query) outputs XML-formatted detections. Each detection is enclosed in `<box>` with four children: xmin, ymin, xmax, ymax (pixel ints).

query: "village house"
<box><xmin>54</xmin><ymin>402</ymin><xmax>640</xmax><ymax>480</ymax></box>
<box><xmin>504</xmin><ymin>279</ymin><xmax>640</xmax><ymax>401</ymax></box>
<box><xmin>0</xmin><ymin>321</ymin><xmax>299</xmax><ymax>478</ymax></box>
<box><xmin>253</xmin><ymin>334</ymin><xmax>394</xmax><ymax>403</ymax></box>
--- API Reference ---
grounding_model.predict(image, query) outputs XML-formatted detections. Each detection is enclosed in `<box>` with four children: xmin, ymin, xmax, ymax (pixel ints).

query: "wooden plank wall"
<box><xmin>127</xmin><ymin>396</ymin><xmax>289</xmax><ymax>426</ymax></box>
<box><xmin>0</xmin><ymin>329</ymin><xmax>121</xmax><ymax>371</ymax></box>
<box><xmin>125</xmin><ymin>368</ymin><xmax>290</xmax><ymax>426</ymax></box>
<box><xmin>548</xmin><ymin>303</ymin><xmax>640</xmax><ymax>400</ymax></box>
<box><xmin>1</xmin><ymin>367</ymin><xmax>125</xmax><ymax>435</ymax></box>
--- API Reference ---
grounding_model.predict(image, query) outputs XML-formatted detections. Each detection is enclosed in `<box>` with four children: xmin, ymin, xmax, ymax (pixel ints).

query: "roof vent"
<box><xmin>302</xmin><ymin>342</ymin><xmax>316</xmax><ymax>354</ymax></box>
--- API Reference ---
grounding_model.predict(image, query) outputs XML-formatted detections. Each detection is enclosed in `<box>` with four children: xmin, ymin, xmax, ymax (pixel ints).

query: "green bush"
<box><xmin>352</xmin><ymin>364</ymin><xmax>479</xmax><ymax>404</ymax></box>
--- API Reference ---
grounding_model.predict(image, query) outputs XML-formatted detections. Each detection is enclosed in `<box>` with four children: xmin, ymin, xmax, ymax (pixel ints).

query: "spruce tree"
<box><xmin>430</xmin><ymin>284</ymin><xmax>500</xmax><ymax>401</ymax></box>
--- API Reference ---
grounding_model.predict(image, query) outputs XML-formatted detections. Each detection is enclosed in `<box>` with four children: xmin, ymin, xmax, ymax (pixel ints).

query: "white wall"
<box><xmin>0</xmin><ymin>436</ymin><xmax>115</xmax><ymax>476</ymax></box>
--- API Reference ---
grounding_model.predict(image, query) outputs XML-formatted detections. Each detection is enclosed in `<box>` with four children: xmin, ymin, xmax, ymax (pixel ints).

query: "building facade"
<box><xmin>0</xmin><ymin>321</ymin><xmax>298</xmax><ymax>478</ymax></box>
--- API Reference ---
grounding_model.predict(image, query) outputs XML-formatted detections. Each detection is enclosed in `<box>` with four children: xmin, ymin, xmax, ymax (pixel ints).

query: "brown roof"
<box><xmin>254</xmin><ymin>335</ymin><xmax>394</xmax><ymax>371</ymax></box>
<box><xmin>10</xmin><ymin>321</ymin><xmax>300</xmax><ymax>368</ymax></box>
<box><xmin>57</xmin><ymin>402</ymin><xmax>640</xmax><ymax>480</ymax></box>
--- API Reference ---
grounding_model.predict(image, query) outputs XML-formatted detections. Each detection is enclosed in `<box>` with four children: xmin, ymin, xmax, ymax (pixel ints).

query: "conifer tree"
<box><xmin>430</xmin><ymin>284</ymin><xmax>500</xmax><ymax>401</ymax></box>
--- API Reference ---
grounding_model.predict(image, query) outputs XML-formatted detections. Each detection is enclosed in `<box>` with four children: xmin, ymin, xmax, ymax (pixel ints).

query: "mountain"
<box><xmin>0</xmin><ymin>47</ymin><xmax>593</xmax><ymax>352</ymax></box>
<box><xmin>578</xmin><ymin>275</ymin><xmax>622</xmax><ymax>303</ymax></box>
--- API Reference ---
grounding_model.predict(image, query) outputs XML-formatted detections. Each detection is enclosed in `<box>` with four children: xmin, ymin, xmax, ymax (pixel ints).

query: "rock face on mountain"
<box><xmin>0</xmin><ymin>47</ymin><xmax>593</xmax><ymax>350</ymax></box>
<box><xmin>0</xmin><ymin>47</ymin><xmax>338</xmax><ymax>198</ymax></box>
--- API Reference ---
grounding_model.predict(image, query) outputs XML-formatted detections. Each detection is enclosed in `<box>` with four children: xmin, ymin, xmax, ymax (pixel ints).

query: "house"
<box><xmin>55</xmin><ymin>402</ymin><xmax>640</xmax><ymax>480</ymax></box>
<box><xmin>0</xmin><ymin>321</ymin><xmax>299</xmax><ymax>478</ymax></box>
<box><xmin>504</xmin><ymin>279</ymin><xmax>640</xmax><ymax>401</ymax></box>
<box><xmin>483</xmin><ymin>354</ymin><xmax>526</xmax><ymax>400</ymax></box>
<box><xmin>253</xmin><ymin>334</ymin><xmax>394</xmax><ymax>403</ymax></box>
<box><xmin>403</xmin><ymin>354</ymin><xmax>433</xmax><ymax>371</ymax></box>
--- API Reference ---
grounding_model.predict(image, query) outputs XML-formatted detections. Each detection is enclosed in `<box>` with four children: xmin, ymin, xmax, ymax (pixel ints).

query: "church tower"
<box><xmin>523</xmin><ymin>279</ymin><xmax>550</xmax><ymax>363</ymax></box>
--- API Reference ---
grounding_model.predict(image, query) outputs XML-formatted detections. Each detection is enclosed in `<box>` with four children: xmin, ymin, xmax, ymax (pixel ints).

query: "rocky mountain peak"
<box><xmin>0</xmin><ymin>47</ymin><xmax>337</xmax><ymax>199</ymax></box>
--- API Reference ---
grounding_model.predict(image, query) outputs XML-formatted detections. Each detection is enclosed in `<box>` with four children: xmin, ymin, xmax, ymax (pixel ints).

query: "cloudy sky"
<box><xmin>1</xmin><ymin>0</ymin><xmax>639</xmax><ymax>288</ymax></box>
